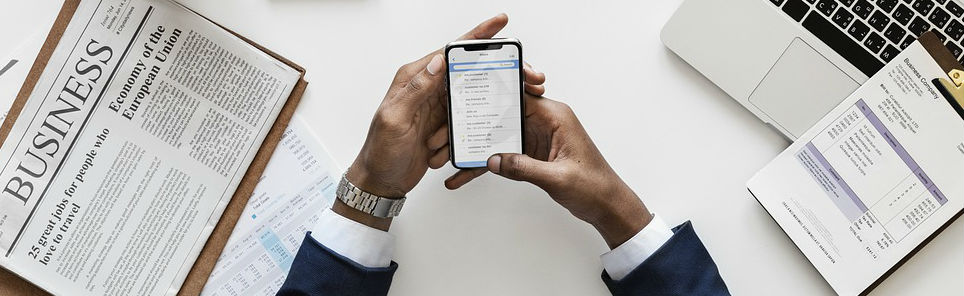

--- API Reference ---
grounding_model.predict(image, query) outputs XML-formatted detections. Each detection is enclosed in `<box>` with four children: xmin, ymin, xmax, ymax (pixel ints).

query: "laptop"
<box><xmin>662</xmin><ymin>0</ymin><xmax>964</xmax><ymax>139</ymax></box>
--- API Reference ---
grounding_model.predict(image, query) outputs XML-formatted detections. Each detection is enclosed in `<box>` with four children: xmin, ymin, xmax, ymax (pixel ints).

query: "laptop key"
<box><xmin>880</xmin><ymin>45</ymin><xmax>901</xmax><ymax>62</ymax></box>
<box><xmin>849</xmin><ymin>20</ymin><xmax>872</xmax><ymax>40</ymax></box>
<box><xmin>930</xmin><ymin>7</ymin><xmax>951</xmax><ymax>28</ymax></box>
<box><xmin>771</xmin><ymin>0</ymin><xmax>786</xmax><ymax>6</ymax></box>
<box><xmin>884</xmin><ymin>23</ymin><xmax>908</xmax><ymax>43</ymax></box>
<box><xmin>833</xmin><ymin>10</ymin><xmax>856</xmax><ymax>28</ymax></box>
<box><xmin>948</xmin><ymin>1</ymin><xmax>964</xmax><ymax>17</ymax></box>
<box><xmin>947</xmin><ymin>19</ymin><xmax>964</xmax><ymax>40</ymax></box>
<box><xmin>864</xmin><ymin>32</ymin><xmax>887</xmax><ymax>53</ymax></box>
<box><xmin>893</xmin><ymin>4</ymin><xmax>915</xmax><ymax>25</ymax></box>
<box><xmin>853</xmin><ymin>0</ymin><xmax>875</xmax><ymax>18</ymax></box>
<box><xmin>935</xmin><ymin>0</ymin><xmax>947</xmax><ymax>4</ymax></box>
<box><xmin>840</xmin><ymin>0</ymin><xmax>856</xmax><ymax>7</ymax></box>
<box><xmin>912</xmin><ymin>0</ymin><xmax>935</xmax><ymax>15</ymax></box>
<box><xmin>945</xmin><ymin>42</ymin><xmax>963</xmax><ymax>57</ymax></box>
<box><xmin>868</xmin><ymin>11</ymin><xmax>892</xmax><ymax>31</ymax></box>
<box><xmin>900</xmin><ymin>36</ymin><xmax>917</xmax><ymax>49</ymax></box>
<box><xmin>878</xmin><ymin>0</ymin><xmax>900</xmax><ymax>12</ymax></box>
<box><xmin>816</xmin><ymin>0</ymin><xmax>838</xmax><ymax>16</ymax></box>
<box><xmin>802</xmin><ymin>14</ymin><xmax>883</xmax><ymax>75</ymax></box>
<box><xmin>908</xmin><ymin>17</ymin><xmax>932</xmax><ymax>36</ymax></box>
<box><xmin>783</xmin><ymin>0</ymin><xmax>811</xmax><ymax>21</ymax></box>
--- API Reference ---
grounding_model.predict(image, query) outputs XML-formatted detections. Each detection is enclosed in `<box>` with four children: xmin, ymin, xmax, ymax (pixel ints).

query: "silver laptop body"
<box><xmin>663</xmin><ymin>0</ymin><xmax>964</xmax><ymax>139</ymax></box>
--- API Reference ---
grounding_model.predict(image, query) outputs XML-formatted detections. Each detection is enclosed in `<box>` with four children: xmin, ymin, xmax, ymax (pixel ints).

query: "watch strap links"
<box><xmin>336</xmin><ymin>173</ymin><xmax>405</xmax><ymax>218</ymax></box>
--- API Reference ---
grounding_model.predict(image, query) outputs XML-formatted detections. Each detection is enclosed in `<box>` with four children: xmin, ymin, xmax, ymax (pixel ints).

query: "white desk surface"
<box><xmin>7</xmin><ymin>1</ymin><xmax>962</xmax><ymax>295</ymax></box>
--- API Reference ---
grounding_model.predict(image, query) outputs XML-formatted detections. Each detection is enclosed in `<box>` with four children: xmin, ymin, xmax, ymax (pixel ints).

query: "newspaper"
<box><xmin>202</xmin><ymin>116</ymin><xmax>340</xmax><ymax>296</ymax></box>
<box><xmin>0</xmin><ymin>0</ymin><xmax>301</xmax><ymax>295</ymax></box>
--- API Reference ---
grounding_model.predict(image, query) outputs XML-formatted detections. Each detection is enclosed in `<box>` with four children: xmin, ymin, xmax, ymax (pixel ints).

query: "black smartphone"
<box><xmin>444</xmin><ymin>38</ymin><xmax>525</xmax><ymax>169</ymax></box>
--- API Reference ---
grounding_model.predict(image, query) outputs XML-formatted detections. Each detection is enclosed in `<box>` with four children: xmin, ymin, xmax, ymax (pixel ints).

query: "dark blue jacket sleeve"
<box><xmin>602</xmin><ymin>221</ymin><xmax>730</xmax><ymax>296</ymax></box>
<box><xmin>276</xmin><ymin>232</ymin><xmax>397</xmax><ymax>296</ymax></box>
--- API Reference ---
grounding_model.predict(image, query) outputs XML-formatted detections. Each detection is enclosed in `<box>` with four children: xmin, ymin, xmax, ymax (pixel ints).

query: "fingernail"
<box><xmin>427</xmin><ymin>54</ymin><xmax>443</xmax><ymax>75</ymax></box>
<box><xmin>488</xmin><ymin>155</ymin><xmax>502</xmax><ymax>174</ymax></box>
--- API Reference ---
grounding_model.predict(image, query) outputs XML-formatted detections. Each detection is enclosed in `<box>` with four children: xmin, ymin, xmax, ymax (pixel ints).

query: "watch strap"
<box><xmin>336</xmin><ymin>174</ymin><xmax>405</xmax><ymax>218</ymax></box>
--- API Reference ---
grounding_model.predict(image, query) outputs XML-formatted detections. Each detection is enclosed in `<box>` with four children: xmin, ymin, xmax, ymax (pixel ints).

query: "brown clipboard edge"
<box><xmin>747</xmin><ymin>30</ymin><xmax>964</xmax><ymax>296</ymax></box>
<box><xmin>0</xmin><ymin>0</ymin><xmax>308</xmax><ymax>295</ymax></box>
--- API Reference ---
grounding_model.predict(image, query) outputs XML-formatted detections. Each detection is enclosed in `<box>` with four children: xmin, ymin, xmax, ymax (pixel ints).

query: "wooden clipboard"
<box><xmin>0</xmin><ymin>0</ymin><xmax>307</xmax><ymax>295</ymax></box>
<box><xmin>921</xmin><ymin>31</ymin><xmax>964</xmax><ymax>121</ymax></box>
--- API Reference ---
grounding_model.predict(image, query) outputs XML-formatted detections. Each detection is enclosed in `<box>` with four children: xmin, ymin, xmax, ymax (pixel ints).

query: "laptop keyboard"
<box><xmin>770</xmin><ymin>0</ymin><xmax>964</xmax><ymax>76</ymax></box>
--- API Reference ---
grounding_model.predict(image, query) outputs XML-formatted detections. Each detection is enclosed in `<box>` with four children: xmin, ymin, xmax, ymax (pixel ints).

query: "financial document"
<box><xmin>749</xmin><ymin>40</ymin><xmax>963</xmax><ymax>296</ymax></box>
<box><xmin>202</xmin><ymin>116</ymin><xmax>341</xmax><ymax>296</ymax></box>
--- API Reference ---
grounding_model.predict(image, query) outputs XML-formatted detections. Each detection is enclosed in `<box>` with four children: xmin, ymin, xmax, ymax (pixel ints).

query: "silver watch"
<box><xmin>336</xmin><ymin>173</ymin><xmax>406</xmax><ymax>218</ymax></box>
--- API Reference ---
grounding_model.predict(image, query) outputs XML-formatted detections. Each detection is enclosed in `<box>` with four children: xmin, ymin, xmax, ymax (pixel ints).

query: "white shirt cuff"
<box><xmin>309</xmin><ymin>208</ymin><xmax>395</xmax><ymax>268</ymax></box>
<box><xmin>600</xmin><ymin>214</ymin><xmax>674</xmax><ymax>281</ymax></box>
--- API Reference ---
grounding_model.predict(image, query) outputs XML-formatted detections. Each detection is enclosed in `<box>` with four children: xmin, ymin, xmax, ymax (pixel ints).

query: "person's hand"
<box><xmin>339</xmin><ymin>14</ymin><xmax>547</xmax><ymax>230</ymax></box>
<box><xmin>445</xmin><ymin>97</ymin><xmax>653</xmax><ymax>248</ymax></box>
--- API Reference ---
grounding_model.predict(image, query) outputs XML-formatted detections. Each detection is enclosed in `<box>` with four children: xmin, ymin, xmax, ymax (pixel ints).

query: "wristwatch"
<box><xmin>335</xmin><ymin>173</ymin><xmax>406</xmax><ymax>218</ymax></box>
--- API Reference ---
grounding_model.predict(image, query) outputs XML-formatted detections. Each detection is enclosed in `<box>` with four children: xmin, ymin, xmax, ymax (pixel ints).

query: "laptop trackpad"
<box><xmin>749</xmin><ymin>38</ymin><xmax>860</xmax><ymax>138</ymax></box>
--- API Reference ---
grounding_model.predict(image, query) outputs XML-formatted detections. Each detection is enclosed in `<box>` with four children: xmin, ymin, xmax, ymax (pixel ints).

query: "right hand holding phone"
<box><xmin>446</xmin><ymin>96</ymin><xmax>654</xmax><ymax>249</ymax></box>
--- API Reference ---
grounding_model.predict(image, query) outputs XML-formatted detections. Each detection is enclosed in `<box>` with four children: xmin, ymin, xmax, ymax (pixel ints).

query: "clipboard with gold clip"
<box><xmin>919</xmin><ymin>30</ymin><xmax>964</xmax><ymax>120</ymax></box>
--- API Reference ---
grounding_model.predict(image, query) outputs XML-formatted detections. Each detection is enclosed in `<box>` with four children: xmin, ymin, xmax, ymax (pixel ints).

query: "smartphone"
<box><xmin>445</xmin><ymin>38</ymin><xmax>525</xmax><ymax>169</ymax></box>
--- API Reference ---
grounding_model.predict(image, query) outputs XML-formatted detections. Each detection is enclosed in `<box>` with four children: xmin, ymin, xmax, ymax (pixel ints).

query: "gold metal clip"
<box><xmin>934</xmin><ymin>69</ymin><xmax>964</xmax><ymax>120</ymax></box>
<box><xmin>937</xmin><ymin>69</ymin><xmax>964</xmax><ymax>109</ymax></box>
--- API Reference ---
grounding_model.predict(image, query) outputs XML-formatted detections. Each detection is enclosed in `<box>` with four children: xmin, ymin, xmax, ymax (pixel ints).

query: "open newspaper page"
<box><xmin>0</xmin><ymin>0</ymin><xmax>301</xmax><ymax>295</ymax></box>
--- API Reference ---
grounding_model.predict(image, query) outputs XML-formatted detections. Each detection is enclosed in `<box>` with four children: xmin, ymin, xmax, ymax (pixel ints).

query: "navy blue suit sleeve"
<box><xmin>602</xmin><ymin>221</ymin><xmax>730</xmax><ymax>296</ymax></box>
<box><xmin>276</xmin><ymin>232</ymin><xmax>397</xmax><ymax>296</ymax></box>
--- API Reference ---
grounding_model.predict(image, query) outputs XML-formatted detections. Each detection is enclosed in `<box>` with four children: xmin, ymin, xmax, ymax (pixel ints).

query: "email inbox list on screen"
<box><xmin>448</xmin><ymin>45</ymin><xmax>522</xmax><ymax>168</ymax></box>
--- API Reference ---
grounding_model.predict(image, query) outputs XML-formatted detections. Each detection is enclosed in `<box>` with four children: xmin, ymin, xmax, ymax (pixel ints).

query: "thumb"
<box><xmin>487</xmin><ymin>153</ymin><xmax>559</xmax><ymax>188</ymax></box>
<box><xmin>397</xmin><ymin>54</ymin><xmax>446</xmax><ymax>108</ymax></box>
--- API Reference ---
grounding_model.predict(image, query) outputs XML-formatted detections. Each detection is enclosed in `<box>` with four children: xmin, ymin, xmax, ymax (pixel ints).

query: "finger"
<box><xmin>395</xmin><ymin>54</ymin><xmax>446</xmax><ymax>109</ymax></box>
<box><xmin>523</xmin><ymin>64</ymin><xmax>546</xmax><ymax>85</ymax></box>
<box><xmin>445</xmin><ymin>168</ymin><xmax>488</xmax><ymax>190</ymax></box>
<box><xmin>487</xmin><ymin>153</ymin><xmax>558</xmax><ymax>187</ymax></box>
<box><xmin>394</xmin><ymin>14</ymin><xmax>510</xmax><ymax>88</ymax></box>
<box><xmin>429</xmin><ymin>146</ymin><xmax>449</xmax><ymax>169</ymax></box>
<box><xmin>427</xmin><ymin>125</ymin><xmax>449</xmax><ymax>150</ymax></box>
<box><xmin>408</xmin><ymin>12</ymin><xmax>510</xmax><ymax>71</ymax></box>
<box><xmin>390</xmin><ymin>57</ymin><xmax>435</xmax><ymax>96</ymax></box>
<box><xmin>525</xmin><ymin>83</ymin><xmax>545</xmax><ymax>97</ymax></box>
<box><xmin>457</xmin><ymin>13</ymin><xmax>509</xmax><ymax>41</ymax></box>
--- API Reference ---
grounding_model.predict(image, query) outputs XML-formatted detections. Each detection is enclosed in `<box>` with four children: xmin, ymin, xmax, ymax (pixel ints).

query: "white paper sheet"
<box><xmin>202</xmin><ymin>116</ymin><xmax>341</xmax><ymax>296</ymax></box>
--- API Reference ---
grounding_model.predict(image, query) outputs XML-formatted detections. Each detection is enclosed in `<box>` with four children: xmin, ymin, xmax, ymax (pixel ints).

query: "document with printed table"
<box><xmin>0</xmin><ymin>0</ymin><xmax>307</xmax><ymax>295</ymax></box>
<box><xmin>202</xmin><ymin>115</ymin><xmax>341</xmax><ymax>296</ymax></box>
<box><xmin>748</xmin><ymin>32</ymin><xmax>964</xmax><ymax>296</ymax></box>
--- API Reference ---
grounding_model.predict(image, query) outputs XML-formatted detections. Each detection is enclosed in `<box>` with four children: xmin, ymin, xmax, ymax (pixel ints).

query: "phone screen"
<box><xmin>447</xmin><ymin>43</ymin><xmax>523</xmax><ymax>168</ymax></box>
